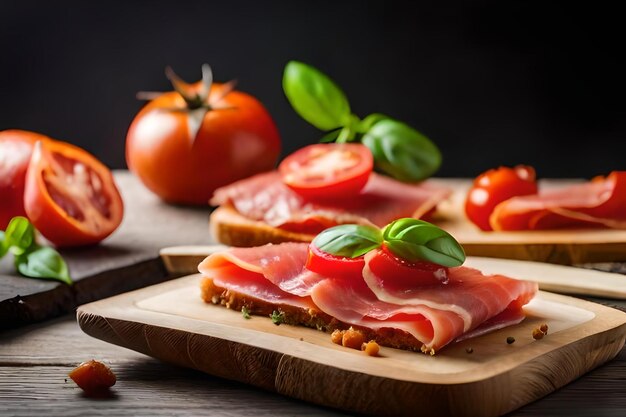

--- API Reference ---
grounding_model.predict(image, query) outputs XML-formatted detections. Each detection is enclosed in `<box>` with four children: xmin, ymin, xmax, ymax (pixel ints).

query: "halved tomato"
<box><xmin>465</xmin><ymin>165</ymin><xmax>538</xmax><ymax>231</ymax></box>
<box><xmin>305</xmin><ymin>243</ymin><xmax>366</xmax><ymax>280</ymax></box>
<box><xmin>0</xmin><ymin>130</ymin><xmax>50</xmax><ymax>229</ymax></box>
<box><xmin>279</xmin><ymin>143</ymin><xmax>373</xmax><ymax>200</ymax></box>
<box><xmin>368</xmin><ymin>245</ymin><xmax>449</xmax><ymax>286</ymax></box>
<box><xmin>24</xmin><ymin>140</ymin><xmax>124</xmax><ymax>247</ymax></box>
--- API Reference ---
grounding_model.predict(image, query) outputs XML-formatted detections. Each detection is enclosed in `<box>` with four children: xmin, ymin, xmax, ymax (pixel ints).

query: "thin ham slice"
<box><xmin>490</xmin><ymin>171</ymin><xmax>626</xmax><ymax>230</ymax></box>
<box><xmin>198</xmin><ymin>242</ymin><xmax>537</xmax><ymax>352</ymax></box>
<box><xmin>210</xmin><ymin>171</ymin><xmax>450</xmax><ymax>235</ymax></box>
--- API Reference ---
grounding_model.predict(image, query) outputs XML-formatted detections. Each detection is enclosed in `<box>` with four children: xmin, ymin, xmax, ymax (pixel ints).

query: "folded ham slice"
<box><xmin>198</xmin><ymin>242</ymin><xmax>538</xmax><ymax>353</ymax></box>
<box><xmin>490</xmin><ymin>171</ymin><xmax>626</xmax><ymax>230</ymax></box>
<box><xmin>210</xmin><ymin>171</ymin><xmax>451</xmax><ymax>235</ymax></box>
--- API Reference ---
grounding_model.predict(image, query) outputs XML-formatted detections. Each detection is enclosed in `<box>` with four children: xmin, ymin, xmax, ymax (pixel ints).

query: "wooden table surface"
<box><xmin>2</xmin><ymin>172</ymin><xmax>626</xmax><ymax>416</ymax></box>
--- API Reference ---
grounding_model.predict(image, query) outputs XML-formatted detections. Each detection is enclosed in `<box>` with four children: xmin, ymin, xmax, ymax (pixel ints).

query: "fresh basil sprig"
<box><xmin>283</xmin><ymin>61</ymin><xmax>351</xmax><ymax>131</ymax></box>
<box><xmin>382</xmin><ymin>219</ymin><xmax>465</xmax><ymax>267</ymax></box>
<box><xmin>0</xmin><ymin>217</ymin><xmax>72</xmax><ymax>285</ymax></box>
<box><xmin>362</xmin><ymin>119</ymin><xmax>442</xmax><ymax>181</ymax></box>
<box><xmin>283</xmin><ymin>61</ymin><xmax>441</xmax><ymax>181</ymax></box>
<box><xmin>312</xmin><ymin>224</ymin><xmax>383</xmax><ymax>258</ymax></box>
<box><xmin>313</xmin><ymin>218</ymin><xmax>465</xmax><ymax>267</ymax></box>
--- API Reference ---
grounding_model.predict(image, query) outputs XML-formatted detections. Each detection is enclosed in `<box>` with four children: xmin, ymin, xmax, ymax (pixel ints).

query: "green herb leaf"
<box><xmin>270</xmin><ymin>310</ymin><xmax>285</xmax><ymax>325</ymax></box>
<box><xmin>283</xmin><ymin>61</ymin><xmax>351</xmax><ymax>131</ymax></box>
<box><xmin>15</xmin><ymin>245</ymin><xmax>72</xmax><ymax>285</ymax></box>
<box><xmin>319</xmin><ymin>128</ymin><xmax>342</xmax><ymax>143</ymax></box>
<box><xmin>358</xmin><ymin>113</ymin><xmax>389</xmax><ymax>133</ymax></box>
<box><xmin>4</xmin><ymin>216</ymin><xmax>35</xmax><ymax>256</ymax></box>
<box><xmin>241</xmin><ymin>306</ymin><xmax>251</xmax><ymax>319</ymax></box>
<box><xmin>382</xmin><ymin>218</ymin><xmax>465</xmax><ymax>267</ymax></box>
<box><xmin>312</xmin><ymin>224</ymin><xmax>383</xmax><ymax>258</ymax></box>
<box><xmin>362</xmin><ymin>119</ymin><xmax>442</xmax><ymax>182</ymax></box>
<box><xmin>0</xmin><ymin>231</ymin><xmax>7</xmax><ymax>258</ymax></box>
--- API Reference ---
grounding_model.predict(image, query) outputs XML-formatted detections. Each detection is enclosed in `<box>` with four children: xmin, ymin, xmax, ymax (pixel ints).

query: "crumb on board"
<box><xmin>361</xmin><ymin>341</ymin><xmax>380</xmax><ymax>356</ymax></box>
<box><xmin>506</xmin><ymin>336</ymin><xmax>516</xmax><ymax>345</ymax></box>
<box><xmin>532</xmin><ymin>328</ymin><xmax>544</xmax><ymax>340</ymax></box>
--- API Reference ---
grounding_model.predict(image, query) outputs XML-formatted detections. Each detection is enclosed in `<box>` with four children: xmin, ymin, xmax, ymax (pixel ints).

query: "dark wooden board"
<box><xmin>0</xmin><ymin>171</ymin><xmax>214</xmax><ymax>329</ymax></box>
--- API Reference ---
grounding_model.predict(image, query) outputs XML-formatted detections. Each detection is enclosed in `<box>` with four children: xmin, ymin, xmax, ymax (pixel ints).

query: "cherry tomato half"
<box><xmin>279</xmin><ymin>143</ymin><xmax>373</xmax><ymax>200</ymax></box>
<box><xmin>24</xmin><ymin>140</ymin><xmax>124</xmax><ymax>247</ymax></box>
<box><xmin>0</xmin><ymin>130</ymin><xmax>50</xmax><ymax>229</ymax></box>
<box><xmin>366</xmin><ymin>245</ymin><xmax>449</xmax><ymax>286</ymax></box>
<box><xmin>126</xmin><ymin>68</ymin><xmax>281</xmax><ymax>205</ymax></box>
<box><xmin>464</xmin><ymin>165</ymin><xmax>538</xmax><ymax>231</ymax></box>
<box><xmin>305</xmin><ymin>243</ymin><xmax>365</xmax><ymax>280</ymax></box>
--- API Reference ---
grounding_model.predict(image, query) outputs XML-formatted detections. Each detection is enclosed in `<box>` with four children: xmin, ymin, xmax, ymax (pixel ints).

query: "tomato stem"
<box><xmin>165</xmin><ymin>64</ymin><xmax>213</xmax><ymax>110</ymax></box>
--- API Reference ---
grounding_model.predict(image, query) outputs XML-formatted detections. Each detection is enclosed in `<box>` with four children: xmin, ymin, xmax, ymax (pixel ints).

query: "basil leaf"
<box><xmin>319</xmin><ymin>128</ymin><xmax>342</xmax><ymax>143</ymax></box>
<box><xmin>362</xmin><ymin>118</ymin><xmax>442</xmax><ymax>182</ymax></box>
<box><xmin>312</xmin><ymin>224</ymin><xmax>383</xmax><ymax>258</ymax></box>
<box><xmin>0</xmin><ymin>231</ymin><xmax>7</xmax><ymax>258</ymax></box>
<box><xmin>383</xmin><ymin>218</ymin><xmax>465</xmax><ymax>267</ymax></box>
<box><xmin>283</xmin><ymin>61</ymin><xmax>351</xmax><ymax>131</ymax></box>
<box><xmin>4</xmin><ymin>216</ymin><xmax>35</xmax><ymax>255</ymax></box>
<box><xmin>15</xmin><ymin>245</ymin><xmax>72</xmax><ymax>285</ymax></box>
<box><xmin>358</xmin><ymin>113</ymin><xmax>388</xmax><ymax>133</ymax></box>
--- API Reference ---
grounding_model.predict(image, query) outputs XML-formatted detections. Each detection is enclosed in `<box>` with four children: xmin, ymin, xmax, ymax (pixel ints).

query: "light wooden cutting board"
<box><xmin>432</xmin><ymin>179</ymin><xmax>626</xmax><ymax>264</ymax></box>
<box><xmin>78</xmin><ymin>261</ymin><xmax>626</xmax><ymax>417</ymax></box>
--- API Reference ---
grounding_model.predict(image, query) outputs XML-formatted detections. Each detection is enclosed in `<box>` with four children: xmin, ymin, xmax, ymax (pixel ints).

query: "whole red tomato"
<box><xmin>0</xmin><ymin>130</ymin><xmax>50</xmax><ymax>230</ymax></box>
<box><xmin>465</xmin><ymin>165</ymin><xmax>538</xmax><ymax>231</ymax></box>
<box><xmin>126</xmin><ymin>66</ymin><xmax>281</xmax><ymax>205</ymax></box>
<box><xmin>24</xmin><ymin>140</ymin><xmax>124</xmax><ymax>247</ymax></box>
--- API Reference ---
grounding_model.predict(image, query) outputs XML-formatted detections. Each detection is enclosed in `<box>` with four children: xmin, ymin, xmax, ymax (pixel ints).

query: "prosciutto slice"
<box><xmin>490</xmin><ymin>171</ymin><xmax>626</xmax><ymax>230</ymax></box>
<box><xmin>199</xmin><ymin>242</ymin><xmax>537</xmax><ymax>352</ymax></box>
<box><xmin>210</xmin><ymin>171</ymin><xmax>451</xmax><ymax>234</ymax></box>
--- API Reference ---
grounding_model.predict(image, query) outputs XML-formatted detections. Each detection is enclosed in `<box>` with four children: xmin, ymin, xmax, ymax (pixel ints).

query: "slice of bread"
<box><xmin>210</xmin><ymin>205</ymin><xmax>315</xmax><ymax>247</ymax></box>
<box><xmin>201</xmin><ymin>275</ymin><xmax>424</xmax><ymax>352</ymax></box>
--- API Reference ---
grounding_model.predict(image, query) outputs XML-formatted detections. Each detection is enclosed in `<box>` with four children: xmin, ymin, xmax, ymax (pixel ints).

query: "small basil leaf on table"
<box><xmin>362</xmin><ymin>119</ymin><xmax>442</xmax><ymax>182</ymax></box>
<box><xmin>313</xmin><ymin>224</ymin><xmax>383</xmax><ymax>258</ymax></box>
<box><xmin>15</xmin><ymin>245</ymin><xmax>72</xmax><ymax>285</ymax></box>
<box><xmin>283</xmin><ymin>61</ymin><xmax>351</xmax><ymax>131</ymax></box>
<box><xmin>0</xmin><ymin>231</ymin><xmax>7</xmax><ymax>258</ymax></box>
<box><xmin>3</xmin><ymin>216</ymin><xmax>35</xmax><ymax>255</ymax></box>
<box><xmin>383</xmin><ymin>218</ymin><xmax>465</xmax><ymax>267</ymax></box>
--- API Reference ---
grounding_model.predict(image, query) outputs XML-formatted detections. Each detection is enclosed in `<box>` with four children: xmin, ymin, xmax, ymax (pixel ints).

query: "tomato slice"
<box><xmin>24</xmin><ymin>141</ymin><xmax>124</xmax><ymax>247</ymax></box>
<box><xmin>366</xmin><ymin>245</ymin><xmax>449</xmax><ymax>286</ymax></box>
<box><xmin>464</xmin><ymin>165</ymin><xmax>538</xmax><ymax>231</ymax></box>
<box><xmin>279</xmin><ymin>143</ymin><xmax>373</xmax><ymax>200</ymax></box>
<box><xmin>305</xmin><ymin>243</ymin><xmax>366</xmax><ymax>280</ymax></box>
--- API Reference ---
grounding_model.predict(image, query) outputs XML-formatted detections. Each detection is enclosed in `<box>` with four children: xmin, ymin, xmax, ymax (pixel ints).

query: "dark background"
<box><xmin>1</xmin><ymin>1</ymin><xmax>625</xmax><ymax>178</ymax></box>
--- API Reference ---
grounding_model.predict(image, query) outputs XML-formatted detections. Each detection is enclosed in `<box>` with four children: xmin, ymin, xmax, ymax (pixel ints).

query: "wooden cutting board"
<box><xmin>430</xmin><ymin>179</ymin><xmax>626</xmax><ymax>264</ymax></box>
<box><xmin>77</xmin><ymin>263</ymin><xmax>626</xmax><ymax>417</ymax></box>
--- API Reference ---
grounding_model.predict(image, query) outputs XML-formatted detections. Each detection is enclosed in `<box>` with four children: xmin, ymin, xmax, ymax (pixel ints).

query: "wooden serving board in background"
<box><xmin>0</xmin><ymin>171</ymin><xmax>214</xmax><ymax>329</ymax></box>
<box><xmin>78</xmin><ymin>270</ymin><xmax>626</xmax><ymax>417</ymax></box>
<box><xmin>431</xmin><ymin>179</ymin><xmax>626</xmax><ymax>264</ymax></box>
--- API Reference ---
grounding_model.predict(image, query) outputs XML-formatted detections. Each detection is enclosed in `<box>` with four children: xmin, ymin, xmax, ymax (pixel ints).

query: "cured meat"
<box><xmin>210</xmin><ymin>171</ymin><xmax>450</xmax><ymax>234</ymax></box>
<box><xmin>198</xmin><ymin>242</ymin><xmax>538</xmax><ymax>352</ymax></box>
<box><xmin>490</xmin><ymin>171</ymin><xmax>626</xmax><ymax>230</ymax></box>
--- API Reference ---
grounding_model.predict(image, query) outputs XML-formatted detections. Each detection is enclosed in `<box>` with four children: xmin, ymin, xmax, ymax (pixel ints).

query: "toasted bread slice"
<box><xmin>210</xmin><ymin>205</ymin><xmax>315</xmax><ymax>247</ymax></box>
<box><xmin>200</xmin><ymin>275</ymin><xmax>423</xmax><ymax>352</ymax></box>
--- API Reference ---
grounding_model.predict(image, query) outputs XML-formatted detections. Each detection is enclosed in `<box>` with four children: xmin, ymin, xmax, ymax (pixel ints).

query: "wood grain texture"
<box><xmin>76</xmin><ymin>274</ymin><xmax>626</xmax><ymax>417</ymax></box>
<box><xmin>3</xmin><ymin>313</ymin><xmax>626</xmax><ymax>417</ymax></box>
<box><xmin>0</xmin><ymin>171</ymin><xmax>214</xmax><ymax>329</ymax></box>
<box><xmin>159</xmin><ymin>246</ymin><xmax>626</xmax><ymax>299</ymax></box>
